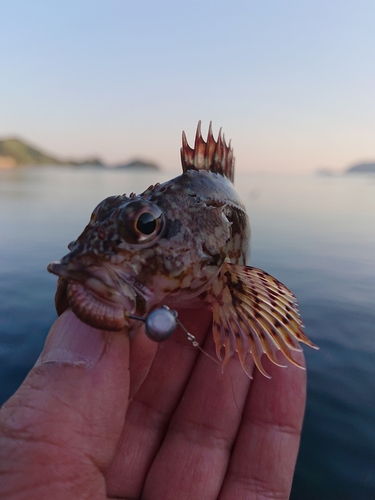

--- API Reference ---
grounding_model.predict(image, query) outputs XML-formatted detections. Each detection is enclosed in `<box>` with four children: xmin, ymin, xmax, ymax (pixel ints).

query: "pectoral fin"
<box><xmin>207</xmin><ymin>263</ymin><xmax>318</xmax><ymax>378</ymax></box>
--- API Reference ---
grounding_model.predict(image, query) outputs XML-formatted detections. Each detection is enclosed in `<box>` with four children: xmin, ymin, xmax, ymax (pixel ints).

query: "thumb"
<box><xmin>0</xmin><ymin>310</ymin><xmax>151</xmax><ymax>499</ymax></box>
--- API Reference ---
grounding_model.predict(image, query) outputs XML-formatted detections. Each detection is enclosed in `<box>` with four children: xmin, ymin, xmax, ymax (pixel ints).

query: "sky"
<box><xmin>1</xmin><ymin>0</ymin><xmax>375</xmax><ymax>173</ymax></box>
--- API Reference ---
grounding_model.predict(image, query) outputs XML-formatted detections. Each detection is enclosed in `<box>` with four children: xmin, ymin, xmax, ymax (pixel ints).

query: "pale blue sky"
<box><xmin>1</xmin><ymin>0</ymin><xmax>375</xmax><ymax>172</ymax></box>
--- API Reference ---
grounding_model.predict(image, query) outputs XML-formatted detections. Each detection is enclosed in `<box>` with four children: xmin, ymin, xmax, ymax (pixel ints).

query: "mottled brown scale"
<box><xmin>47</xmin><ymin>121</ymin><xmax>317</xmax><ymax>379</ymax></box>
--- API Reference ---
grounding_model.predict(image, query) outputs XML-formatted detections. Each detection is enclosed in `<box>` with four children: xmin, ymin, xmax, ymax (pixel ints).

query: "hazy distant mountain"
<box><xmin>114</xmin><ymin>159</ymin><xmax>160</xmax><ymax>170</ymax></box>
<box><xmin>0</xmin><ymin>137</ymin><xmax>104</xmax><ymax>168</ymax></box>
<box><xmin>315</xmin><ymin>167</ymin><xmax>337</xmax><ymax>177</ymax></box>
<box><xmin>345</xmin><ymin>162</ymin><xmax>375</xmax><ymax>175</ymax></box>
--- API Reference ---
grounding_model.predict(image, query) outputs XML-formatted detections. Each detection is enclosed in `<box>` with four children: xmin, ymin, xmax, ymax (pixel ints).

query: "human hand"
<box><xmin>0</xmin><ymin>308</ymin><xmax>306</xmax><ymax>500</ymax></box>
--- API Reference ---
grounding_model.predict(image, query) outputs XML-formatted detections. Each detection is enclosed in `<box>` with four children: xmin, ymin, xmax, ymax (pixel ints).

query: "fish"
<box><xmin>47</xmin><ymin>121</ymin><xmax>317</xmax><ymax>378</ymax></box>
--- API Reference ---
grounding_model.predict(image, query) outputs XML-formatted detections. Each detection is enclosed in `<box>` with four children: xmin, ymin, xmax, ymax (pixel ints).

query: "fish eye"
<box><xmin>118</xmin><ymin>199</ymin><xmax>165</xmax><ymax>246</ymax></box>
<box><xmin>136</xmin><ymin>212</ymin><xmax>158</xmax><ymax>235</ymax></box>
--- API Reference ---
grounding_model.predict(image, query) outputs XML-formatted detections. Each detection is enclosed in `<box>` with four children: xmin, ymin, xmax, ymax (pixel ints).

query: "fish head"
<box><xmin>48</xmin><ymin>182</ymin><xmax>232</xmax><ymax>331</ymax></box>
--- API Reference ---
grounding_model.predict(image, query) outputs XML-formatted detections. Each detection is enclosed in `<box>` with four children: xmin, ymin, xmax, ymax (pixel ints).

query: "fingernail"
<box><xmin>36</xmin><ymin>310</ymin><xmax>108</xmax><ymax>367</ymax></box>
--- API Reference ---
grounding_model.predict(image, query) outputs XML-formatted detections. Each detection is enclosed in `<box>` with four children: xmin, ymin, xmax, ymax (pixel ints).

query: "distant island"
<box><xmin>344</xmin><ymin>162</ymin><xmax>375</xmax><ymax>175</ymax></box>
<box><xmin>315</xmin><ymin>167</ymin><xmax>337</xmax><ymax>177</ymax></box>
<box><xmin>0</xmin><ymin>137</ymin><xmax>160</xmax><ymax>170</ymax></box>
<box><xmin>315</xmin><ymin>161</ymin><xmax>375</xmax><ymax>177</ymax></box>
<box><xmin>0</xmin><ymin>137</ymin><xmax>103</xmax><ymax>168</ymax></box>
<box><xmin>114</xmin><ymin>159</ymin><xmax>160</xmax><ymax>170</ymax></box>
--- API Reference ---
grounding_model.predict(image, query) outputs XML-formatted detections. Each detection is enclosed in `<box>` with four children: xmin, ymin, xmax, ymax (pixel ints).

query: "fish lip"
<box><xmin>48</xmin><ymin>258</ymin><xmax>156</xmax><ymax>313</ymax></box>
<box><xmin>48</xmin><ymin>259</ymin><xmax>144</xmax><ymax>330</ymax></box>
<box><xmin>47</xmin><ymin>261</ymin><xmax>119</xmax><ymax>302</ymax></box>
<box><xmin>47</xmin><ymin>260</ymin><xmax>138</xmax><ymax>312</ymax></box>
<box><xmin>48</xmin><ymin>260</ymin><xmax>105</xmax><ymax>283</ymax></box>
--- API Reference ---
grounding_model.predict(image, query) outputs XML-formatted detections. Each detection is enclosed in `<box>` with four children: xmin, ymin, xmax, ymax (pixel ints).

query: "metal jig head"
<box><xmin>128</xmin><ymin>306</ymin><xmax>219</xmax><ymax>364</ymax></box>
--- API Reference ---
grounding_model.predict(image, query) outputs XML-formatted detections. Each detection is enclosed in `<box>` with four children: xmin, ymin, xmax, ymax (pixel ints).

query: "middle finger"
<box><xmin>142</xmin><ymin>323</ymin><xmax>253</xmax><ymax>500</ymax></box>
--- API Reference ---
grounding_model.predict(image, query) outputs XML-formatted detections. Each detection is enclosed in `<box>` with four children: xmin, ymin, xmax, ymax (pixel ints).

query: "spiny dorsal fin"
<box><xmin>180</xmin><ymin>121</ymin><xmax>235</xmax><ymax>182</ymax></box>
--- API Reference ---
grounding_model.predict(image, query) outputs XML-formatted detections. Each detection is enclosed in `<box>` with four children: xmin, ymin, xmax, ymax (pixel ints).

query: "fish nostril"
<box><xmin>97</xmin><ymin>225</ymin><xmax>106</xmax><ymax>240</ymax></box>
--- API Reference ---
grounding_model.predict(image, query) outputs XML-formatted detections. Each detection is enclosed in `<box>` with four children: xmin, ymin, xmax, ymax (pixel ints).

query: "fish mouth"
<box><xmin>47</xmin><ymin>260</ymin><xmax>145</xmax><ymax>331</ymax></box>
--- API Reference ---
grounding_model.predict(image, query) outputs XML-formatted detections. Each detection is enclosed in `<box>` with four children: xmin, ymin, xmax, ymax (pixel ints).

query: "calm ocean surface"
<box><xmin>1</xmin><ymin>166</ymin><xmax>374</xmax><ymax>498</ymax></box>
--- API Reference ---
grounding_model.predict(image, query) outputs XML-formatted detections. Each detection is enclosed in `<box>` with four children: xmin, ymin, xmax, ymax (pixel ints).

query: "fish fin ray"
<box><xmin>208</xmin><ymin>263</ymin><xmax>317</xmax><ymax>377</ymax></box>
<box><xmin>180</xmin><ymin>121</ymin><xmax>234</xmax><ymax>182</ymax></box>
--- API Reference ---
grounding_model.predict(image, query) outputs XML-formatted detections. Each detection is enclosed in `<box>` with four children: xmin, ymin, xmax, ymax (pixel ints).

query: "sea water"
<box><xmin>0</xmin><ymin>166</ymin><xmax>374</xmax><ymax>499</ymax></box>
